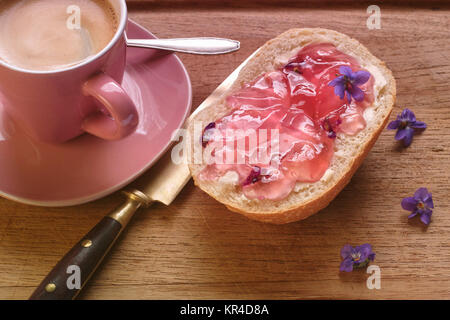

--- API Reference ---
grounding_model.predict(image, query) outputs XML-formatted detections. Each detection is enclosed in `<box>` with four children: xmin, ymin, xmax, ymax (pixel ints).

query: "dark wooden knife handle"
<box><xmin>29</xmin><ymin>216</ymin><xmax>122</xmax><ymax>300</ymax></box>
<box><xmin>29</xmin><ymin>190</ymin><xmax>149</xmax><ymax>300</ymax></box>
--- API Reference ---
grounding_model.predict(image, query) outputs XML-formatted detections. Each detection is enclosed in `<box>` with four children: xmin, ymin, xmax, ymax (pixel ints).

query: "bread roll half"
<box><xmin>188</xmin><ymin>28</ymin><xmax>396</xmax><ymax>224</ymax></box>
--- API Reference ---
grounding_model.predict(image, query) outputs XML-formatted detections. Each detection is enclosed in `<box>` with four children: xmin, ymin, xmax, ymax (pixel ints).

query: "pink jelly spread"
<box><xmin>199</xmin><ymin>43</ymin><xmax>375</xmax><ymax>200</ymax></box>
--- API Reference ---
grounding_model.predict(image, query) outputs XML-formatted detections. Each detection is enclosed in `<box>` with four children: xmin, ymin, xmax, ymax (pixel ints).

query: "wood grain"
<box><xmin>0</xmin><ymin>2</ymin><xmax>449</xmax><ymax>299</ymax></box>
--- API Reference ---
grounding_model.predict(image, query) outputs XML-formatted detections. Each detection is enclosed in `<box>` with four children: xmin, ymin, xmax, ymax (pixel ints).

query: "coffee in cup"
<box><xmin>0</xmin><ymin>0</ymin><xmax>119</xmax><ymax>71</ymax></box>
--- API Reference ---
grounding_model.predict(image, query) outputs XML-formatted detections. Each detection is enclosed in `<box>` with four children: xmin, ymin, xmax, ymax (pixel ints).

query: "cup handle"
<box><xmin>82</xmin><ymin>73</ymin><xmax>138</xmax><ymax>140</ymax></box>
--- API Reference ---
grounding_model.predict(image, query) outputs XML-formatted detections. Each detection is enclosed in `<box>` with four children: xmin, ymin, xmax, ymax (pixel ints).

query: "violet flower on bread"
<box><xmin>387</xmin><ymin>108</ymin><xmax>427</xmax><ymax>147</ymax></box>
<box><xmin>340</xmin><ymin>244</ymin><xmax>375</xmax><ymax>272</ymax></box>
<box><xmin>201</xmin><ymin>122</ymin><xmax>216</xmax><ymax>147</ymax></box>
<box><xmin>242</xmin><ymin>166</ymin><xmax>262</xmax><ymax>186</ymax></box>
<box><xmin>402</xmin><ymin>188</ymin><xmax>434</xmax><ymax>225</ymax></box>
<box><xmin>328</xmin><ymin>66</ymin><xmax>371</xmax><ymax>103</ymax></box>
<box><xmin>283</xmin><ymin>61</ymin><xmax>303</xmax><ymax>74</ymax></box>
<box><xmin>321</xmin><ymin>115</ymin><xmax>342</xmax><ymax>139</ymax></box>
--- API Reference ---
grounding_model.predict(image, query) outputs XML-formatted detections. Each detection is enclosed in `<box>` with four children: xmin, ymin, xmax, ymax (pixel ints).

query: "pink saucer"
<box><xmin>0</xmin><ymin>20</ymin><xmax>192</xmax><ymax>206</ymax></box>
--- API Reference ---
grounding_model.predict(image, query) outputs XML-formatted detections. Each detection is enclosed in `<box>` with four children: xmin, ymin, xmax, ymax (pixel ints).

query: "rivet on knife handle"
<box><xmin>29</xmin><ymin>189</ymin><xmax>151</xmax><ymax>300</ymax></box>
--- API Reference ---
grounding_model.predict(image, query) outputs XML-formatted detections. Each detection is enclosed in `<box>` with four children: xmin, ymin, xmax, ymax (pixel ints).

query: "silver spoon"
<box><xmin>125</xmin><ymin>35</ymin><xmax>240</xmax><ymax>55</ymax></box>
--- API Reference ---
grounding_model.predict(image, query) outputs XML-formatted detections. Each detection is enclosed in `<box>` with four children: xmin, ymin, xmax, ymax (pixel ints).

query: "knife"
<box><xmin>29</xmin><ymin>48</ymin><xmax>259</xmax><ymax>300</ymax></box>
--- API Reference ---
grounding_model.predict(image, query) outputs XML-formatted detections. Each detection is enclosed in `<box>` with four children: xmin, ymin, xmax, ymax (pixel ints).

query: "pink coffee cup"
<box><xmin>0</xmin><ymin>0</ymin><xmax>138</xmax><ymax>143</ymax></box>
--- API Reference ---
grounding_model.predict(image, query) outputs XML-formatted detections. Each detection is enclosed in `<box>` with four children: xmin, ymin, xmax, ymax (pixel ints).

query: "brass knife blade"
<box><xmin>130</xmin><ymin>49</ymin><xmax>260</xmax><ymax>205</ymax></box>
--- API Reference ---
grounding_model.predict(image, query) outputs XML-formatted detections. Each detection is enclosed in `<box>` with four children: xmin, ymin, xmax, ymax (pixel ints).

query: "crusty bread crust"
<box><xmin>188</xmin><ymin>28</ymin><xmax>396</xmax><ymax>224</ymax></box>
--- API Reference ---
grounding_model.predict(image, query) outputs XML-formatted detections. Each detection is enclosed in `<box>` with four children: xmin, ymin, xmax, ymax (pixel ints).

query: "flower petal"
<box><xmin>420</xmin><ymin>212</ymin><xmax>432</xmax><ymax>225</ymax></box>
<box><xmin>339</xmin><ymin>65</ymin><xmax>353</xmax><ymax>78</ymax></box>
<box><xmin>401</xmin><ymin>197</ymin><xmax>418</xmax><ymax>211</ymax></box>
<box><xmin>340</xmin><ymin>244</ymin><xmax>353</xmax><ymax>259</ymax></box>
<box><xmin>340</xmin><ymin>257</ymin><xmax>354</xmax><ymax>272</ymax></box>
<box><xmin>387</xmin><ymin>120</ymin><xmax>400</xmax><ymax>130</ymax></box>
<box><xmin>350</xmin><ymin>86</ymin><xmax>365</xmax><ymax>101</ymax></box>
<box><xmin>408</xmin><ymin>211</ymin><xmax>418</xmax><ymax>219</ymax></box>
<box><xmin>394</xmin><ymin>128</ymin><xmax>408</xmax><ymax>141</ymax></box>
<box><xmin>416</xmin><ymin>208</ymin><xmax>430</xmax><ymax>217</ymax></box>
<box><xmin>368</xmin><ymin>253</ymin><xmax>376</xmax><ymax>261</ymax></box>
<box><xmin>410</xmin><ymin>121</ymin><xmax>427</xmax><ymax>129</ymax></box>
<box><xmin>329</xmin><ymin>76</ymin><xmax>344</xmax><ymax>87</ymax></box>
<box><xmin>205</xmin><ymin>122</ymin><xmax>216</xmax><ymax>130</ymax></box>
<box><xmin>400</xmin><ymin>108</ymin><xmax>416</xmax><ymax>123</ymax></box>
<box><xmin>357</xmin><ymin>244</ymin><xmax>373</xmax><ymax>261</ymax></box>
<box><xmin>402</xmin><ymin>128</ymin><xmax>414</xmax><ymax>147</ymax></box>
<box><xmin>414</xmin><ymin>188</ymin><xmax>430</xmax><ymax>202</ymax></box>
<box><xmin>242</xmin><ymin>166</ymin><xmax>261</xmax><ymax>186</ymax></box>
<box><xmin>353</xmin><ymin>70</ymin><xmax>371</xmax><ymax>86</ymax></box>
<box><xmin>334</xmin><ymin>82</ymin><xmax>346</xmax><ymax>100</ymax></box>
<box><xmin>424</xmin><ymin>195</ymin><xmax>434</xmax><ymax>209</ymax></box>
<box><xmin>345</xmin><ymin>90</ymin><xmax>352</xmax><ymax>104</ymax></box>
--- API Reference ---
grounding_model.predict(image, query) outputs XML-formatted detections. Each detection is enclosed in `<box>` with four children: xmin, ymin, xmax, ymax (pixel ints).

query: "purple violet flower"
<box><xmin>283</xmin><ymin>61</ymin><xmax>303</xmax><ymax>74</ymax></box>
<box><xmin>387</xmin><ymin>108</ymin><xmax>427</xmax><ymax>147</ymax></box>
<box><xmin>340</xmin><ymin>244</ymin><xmax>375</xmax><ymax>272</ymax></box>
<box><xmin>321</xmin><ymin>116</ymin><xmax>342</xmax><ymax>139</ymax></box>
<box><xmin>201</xmin><ymin>122</ymin><xmax>216</xmax><ymax>148</ymax></box>
<box><xmin>242</xmin><ymin>166</ymin><xmax>261</xmax><ymax>186</ymax></box>
<box><xmin>328</xmin><ymin>66</ymin><xmax>371</xmax><ymax>103</ymax></box>
<box><xmin>401</xmin><ymin>187</ymin><xmax>434</xmax><ymax>225</ymax></box>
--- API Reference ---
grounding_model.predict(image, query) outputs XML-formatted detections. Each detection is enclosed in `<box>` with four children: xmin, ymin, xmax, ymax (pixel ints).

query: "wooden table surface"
<box><xmin>1</xmin><ymin>1</ymin><xmax>449</xmax><ymax>300</ymax></box>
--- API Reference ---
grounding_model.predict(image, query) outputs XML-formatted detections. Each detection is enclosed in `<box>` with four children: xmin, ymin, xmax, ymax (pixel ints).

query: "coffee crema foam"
<box><xmin>0</xmin><ymin>0</ymin><xmax>119</xmax><ymax>71</ymax></box>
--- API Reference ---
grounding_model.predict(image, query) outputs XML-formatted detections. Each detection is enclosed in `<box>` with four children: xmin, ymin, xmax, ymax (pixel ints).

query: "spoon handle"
<box><xmin>126</xmin><ymin>37</ymin><xmax>240</xmax><ymax>55</ymax></box>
